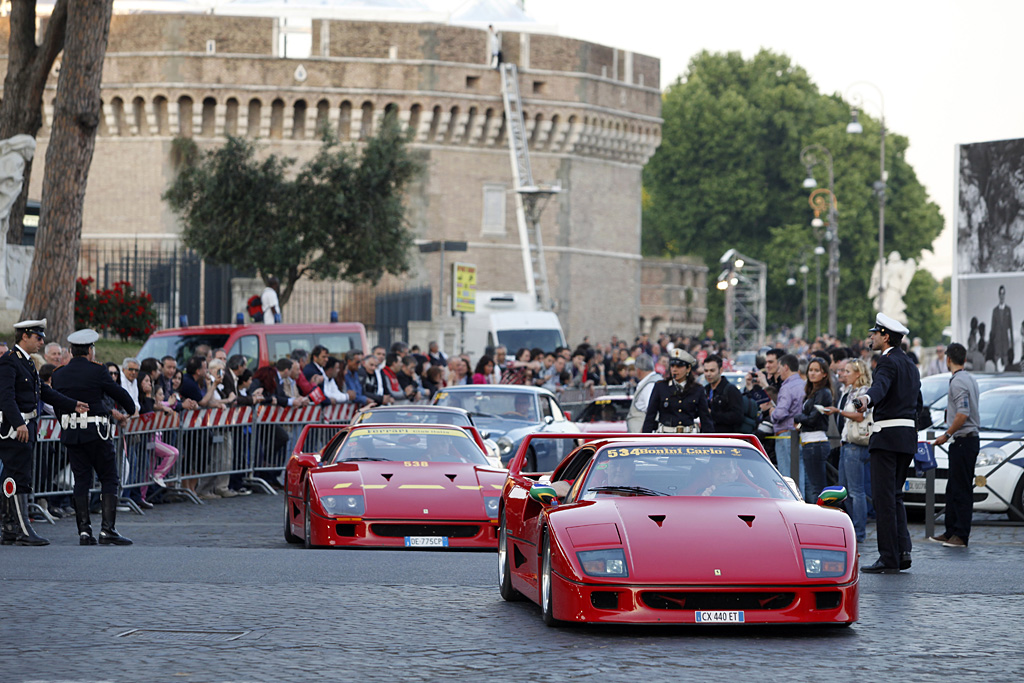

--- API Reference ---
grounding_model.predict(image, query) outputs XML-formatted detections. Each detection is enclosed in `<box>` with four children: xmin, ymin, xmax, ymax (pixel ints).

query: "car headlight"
<box><xmin>977</xmin><ymin>446</ymin><xmax>1007</xmax><ymax>468</ymax></box>
<box><xmin>483</xmin><ymin>497</ymin><xmax>500</xmax><ymax>519</ymax></box>
<box><xmin>496</xmin><ymin>436</ymin><xmax>514</xmax><ymax>455</ymax></box>
<box><xmin>320</xmin><ymin>494</ymin><xmax>365</xmax><ymax>516</ymax></box>
<box><xmin>802</xmin><ymin>548</ymin><xmax>847</xmax><ymax>578</ymax></box>
<box><xmin>577</xmin><ymin>549</ymin><xmax>629</xmax><ymax>577</ymax></box>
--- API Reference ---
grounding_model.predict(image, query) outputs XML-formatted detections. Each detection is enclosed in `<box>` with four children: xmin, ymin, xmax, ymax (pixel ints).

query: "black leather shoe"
<box><xmin>900</xmin><ymin>552</ymin><xmax>912</xmax><ymax>570</ymax></box>
<box><xmin>861</xmin><ymin>560</ymin><xmax>901</xmax><ymax>574</ymax></box>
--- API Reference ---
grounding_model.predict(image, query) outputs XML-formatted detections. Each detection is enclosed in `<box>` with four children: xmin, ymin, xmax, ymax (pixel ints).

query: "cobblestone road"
<box><xmin>2</xmin><ymin>494</ymin><xmax>1023</xmax><ymax>682</ymax></box>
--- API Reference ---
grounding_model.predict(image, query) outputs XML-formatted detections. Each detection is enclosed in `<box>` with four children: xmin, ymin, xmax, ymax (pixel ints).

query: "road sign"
<box><xmin>452</xmin><ymin>262</ymin><xmax>476</xmax><ymax>313</ymax></box>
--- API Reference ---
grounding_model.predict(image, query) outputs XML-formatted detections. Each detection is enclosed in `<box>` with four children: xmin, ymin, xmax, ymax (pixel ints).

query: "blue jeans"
<box><xmin>839</xmin><ymin>442</ymin><xmax>870</xmax><ymax>542</ymax></box>
<box><xmin>801</xmin><ymin>440</ymin><xmax>830</xmax><ymax>503</ymax></box>
<box><xmin>775</xmin><ymin>431</ymin><xmax>803</xmax><ymax>495</ymax></box>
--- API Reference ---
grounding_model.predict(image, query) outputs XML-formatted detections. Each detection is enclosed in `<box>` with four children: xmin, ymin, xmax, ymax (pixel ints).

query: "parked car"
<box><xmin>906</xmin><ymin>385</ymin><xmax>1024</xmax><ymax>520</ymax></box>
<box><xmin>498</xmin><ymin>433</ymin><xmax>857</xmax><ymax>626</ymax></box>
<box><xmin>573</xmin><ymin>395</ymin><xmax>632</xmax><ymax>433</ymax></box>
<box><xmin>352</xmin><ymin>405</ymin><xmax>502</xmax><ymax>467</ymax></box>
<box><xmin>137</xmin><ymin>323</ymin><xmax>367</xmax><ymax>368</ymax></box>
<box><xmin>432</xmin><ymin>385</ymin><xmax>578</xmax><ymax>471</ymax></box>
<box><xmin>922</xmin><ymin>373</ymin><xmax>1024</xmax><ymax>428</ymax></box>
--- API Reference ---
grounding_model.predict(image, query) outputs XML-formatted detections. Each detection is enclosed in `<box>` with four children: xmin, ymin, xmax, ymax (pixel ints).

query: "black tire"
<box><xmin>540</xmin><ymin>533</ymin><xmax>562</xmax><ymax>626</ymax></box>
<box><xmin>1008</xmin><ymin>474</ymin><xmax>1024</xmax><ymax>522</ymax></box>
<box><xmin>498</xmin><ymin>512</ymin><xmax>524</xmax><ymax>602</ymax></box>
<box><xmin>284</xmin><ymin>492</ymin><xmax>302</xmax><ymax>544</ymax></box>
<box><xmin>303</xmin><ymin>484</ymin><xmax>316</xmax><ymax>549</ymax></box>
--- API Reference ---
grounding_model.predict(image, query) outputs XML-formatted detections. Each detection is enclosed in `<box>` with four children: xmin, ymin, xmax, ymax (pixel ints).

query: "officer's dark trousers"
<box><xmin>0</xmin><ymin>438</ymin><xmax>35</xmax><ymax>493</ymax></box>
<box><xmin>870</xmin><ymin>447</ymin><xmax>913</xmax><ymax>567</ymax></box>
<box><xmin>945</xmin><ymin>433</ymin><xmax>980</xmax><ymax>541</ymax></box>
<box><xmin>68</xmin><ymin>440</ymin><xmax>119</xmax><ymax>497</ymax></box>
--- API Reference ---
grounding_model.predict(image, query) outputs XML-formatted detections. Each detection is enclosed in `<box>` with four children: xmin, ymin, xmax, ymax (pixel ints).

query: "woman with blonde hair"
<box><xmin>827</xmin><ymin>359</ymin><xmax>872</xmax><ymax>542</ymax></box>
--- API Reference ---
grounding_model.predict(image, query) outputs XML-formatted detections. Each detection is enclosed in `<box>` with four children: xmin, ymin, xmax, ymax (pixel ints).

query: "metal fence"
<box><xmin>28</xmin><ymin>403</ymin><xmax>361</xmax><ymax>520</ymax></box>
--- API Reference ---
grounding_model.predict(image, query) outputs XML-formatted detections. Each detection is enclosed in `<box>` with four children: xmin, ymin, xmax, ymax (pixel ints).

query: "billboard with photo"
<box><xmin>954</xmin><ymin>137</ymin><xmax>1024</xmax><ymax>372</ymax></box>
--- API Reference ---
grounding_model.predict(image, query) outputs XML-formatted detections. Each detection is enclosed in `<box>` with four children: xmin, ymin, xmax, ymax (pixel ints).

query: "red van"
<box><xmin>136</xmin><ymin>323</ymin><xmax>367</xmax><ymax>368</ymax></box>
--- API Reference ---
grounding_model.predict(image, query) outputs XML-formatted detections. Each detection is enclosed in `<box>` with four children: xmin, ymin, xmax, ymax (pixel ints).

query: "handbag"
<box><xmin>843</xmin><ymin>389</ymin><xmax>872</xmax><ymax>446</ymax></box>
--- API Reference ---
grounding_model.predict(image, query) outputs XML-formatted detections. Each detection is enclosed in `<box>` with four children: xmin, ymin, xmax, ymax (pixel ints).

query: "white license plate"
<box><xmin>695</xmin><ymin>610</ymin><xmax>745</xmax><ymax>624</ymax></box>
<box><xmin>404</xmin><ymin>536</ymin><xmax>449</xmax><ymax>548</ymax></box>
<box><xmin>904</xmin><ymin>479</ymin><xmax>927</xmax><ymax>493</ymax></box>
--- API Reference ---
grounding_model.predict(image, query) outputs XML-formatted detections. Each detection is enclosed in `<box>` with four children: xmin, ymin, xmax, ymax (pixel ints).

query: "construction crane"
<box><xmin>499</xmin><ymin>62</ymin><xmax>559</xmax><ymax>311</ymax></box>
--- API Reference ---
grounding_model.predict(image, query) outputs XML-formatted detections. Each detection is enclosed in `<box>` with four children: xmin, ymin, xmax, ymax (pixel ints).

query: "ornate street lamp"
<box><xmin>800</xmin><ymin>144</ymin><xmax>839</xmax><ymax>337</ymax></box>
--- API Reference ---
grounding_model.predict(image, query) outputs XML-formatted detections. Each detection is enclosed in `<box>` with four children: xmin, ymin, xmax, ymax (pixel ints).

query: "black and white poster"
<box><xmin>954</xmin><ymin>137</ymin><xmax>1024</xmax><ymax>373</ymax></box>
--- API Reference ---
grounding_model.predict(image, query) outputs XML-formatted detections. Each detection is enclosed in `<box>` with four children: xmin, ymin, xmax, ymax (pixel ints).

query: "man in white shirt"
<box><xmin>322</xmin><ymin>357</ymin><xmax>353</xmax><ymax>404</ymax></box>
<box><xmin>626</xmin><ymin>354</ymin><xmax>661</xmax><ymax>432</ymax></box>
<box><xmin>261</xmin><ymin>276</ymin><xmax>281</xmax><ymax>325</ymax></box>
<box><xmin>121</xmin><ymin>357</ymin><xmax>141</xmax><ymax>412</ymax></box>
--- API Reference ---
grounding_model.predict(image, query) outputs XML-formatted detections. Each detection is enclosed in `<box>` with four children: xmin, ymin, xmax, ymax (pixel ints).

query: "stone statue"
<box><xmin>0</xmin><ymin>135</ymin><xmax>37</xmax><ymax>306</ymax></box>
<box><xmin>870</xmin><ymin>251</ymin><xmax>917</xmax><ymax>325</ymax></box>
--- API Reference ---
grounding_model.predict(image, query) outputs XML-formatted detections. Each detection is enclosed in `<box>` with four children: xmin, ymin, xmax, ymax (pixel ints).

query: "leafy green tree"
<box><xmin>643</xmin><ymin>49</ymin><xmax>945</xmax><ymax>343</ymax></box>
<box><xmin>163</xmin><ymin>115</ymin><xmax>423</xmax><ymax>305</ymax></box>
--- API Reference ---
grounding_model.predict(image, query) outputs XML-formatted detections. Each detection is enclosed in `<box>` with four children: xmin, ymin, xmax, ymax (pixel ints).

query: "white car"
<box><xmin>905</xmin><ymin>385</ymin><xmax>1024</xmax><ymax>520</ymax></box>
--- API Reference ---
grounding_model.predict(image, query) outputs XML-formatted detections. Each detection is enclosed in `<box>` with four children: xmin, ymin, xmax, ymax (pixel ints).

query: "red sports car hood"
<box><xmin>313</xmin><ymin>462</ymin><xmax>506</xmax><ymax>520</ymax></box>
<box><xmin>555</xmin><ymin>497</ymin><xmax>850</xmax><ymax>585</ymax></box>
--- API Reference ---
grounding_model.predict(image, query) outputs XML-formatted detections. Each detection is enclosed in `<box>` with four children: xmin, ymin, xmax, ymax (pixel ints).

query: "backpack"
<box><xmin>739</xmin><ymin>395</ymin><xmax>760</xmax><ymax>433</ymax></box>
<box><xmin>247</xmin><ymin>295</ymin><xmax>264</xmax><ymax>322</ymax></box>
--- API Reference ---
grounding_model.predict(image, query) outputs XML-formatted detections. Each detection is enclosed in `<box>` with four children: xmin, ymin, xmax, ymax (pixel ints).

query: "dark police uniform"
<box><xmin>0</xmin><ymin>327</ymin><xmax>80</xmax><ymax>546</ymax></box>
<box><xmin>642</xmin><ymin>379</ymin><xmax>715</xmax><ymax>433</ymax></box>
<box><xmin>51</xmin><ymin>345</ymin><xmax>136</xmax><ymax>545</ymax></box>
<box><xmin>858</xmin><ymin>314</ymin><xmax>922</xmax><ymax>572</ymax></box>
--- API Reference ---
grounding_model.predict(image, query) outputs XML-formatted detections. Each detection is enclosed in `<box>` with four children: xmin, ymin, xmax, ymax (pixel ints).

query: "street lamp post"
<box><xmin>800</xmin><ymin>144</ymin><xmax>839</xmax><ymax>337</ymax></box>
<box><xmin>799</xmin><ymin>262</ymin><xmax>810</xmax><ymax>337</ymax></box>
<box><xmin>846</xmin><ymin>82</ymin><xmax>886</xmax><ymax>307</ymax></box>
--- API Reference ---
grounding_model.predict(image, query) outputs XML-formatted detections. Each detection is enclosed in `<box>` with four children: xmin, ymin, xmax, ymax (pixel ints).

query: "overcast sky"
<box><xmin>436</xmin><ymin>0</ymin><xmax>1024</xmax><ymax>280</ymax></box>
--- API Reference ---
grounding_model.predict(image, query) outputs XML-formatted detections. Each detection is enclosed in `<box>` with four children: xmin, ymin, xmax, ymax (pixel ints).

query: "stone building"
<box><xmin>2</xmin><ymin>2</ymin><xmax>706</xmax><ymax>345</ymax></box>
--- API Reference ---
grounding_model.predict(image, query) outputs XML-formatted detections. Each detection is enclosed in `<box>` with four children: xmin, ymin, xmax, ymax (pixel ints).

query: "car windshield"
<box><xmin>978</xmin><ymin>391</ymin><xmax>1024</xmax><ymax>432</ymax></box>
<box><xmin>496</xmin><ymin>329</ymin><xmax>565</xmax><ymax>354</ymax></box>
<box><xmin>434</xmin><ymin>390</ymin><xmax>538</xmax><ymax>422</ymax></box>
<box><xmin>354</xmin><ymin>409</ymin><xmax>472</xmax><ymax>426</ymax></box>
<box><xmin>333</xmin><ymin>427</ymin><xmax>489</xmax><ymax>465</ymax></box>
<box><xmin>138</xmin><ymin>333</ymin><xmax>230</xmax><ymax>366</ymax></box>
<box><xmin>920</xmin><ymin>374</ymin><xmax>951</xmax><ymax>406</ymax></box>
<box><xmin>576</xmin><ymin>444</ymin><xmax>795</xmax><ymax>501</ymax></box>
<box><xmin>577</xmin><ymin>399</ymin><xmax>628</xmax><ymax>423</ymax></box>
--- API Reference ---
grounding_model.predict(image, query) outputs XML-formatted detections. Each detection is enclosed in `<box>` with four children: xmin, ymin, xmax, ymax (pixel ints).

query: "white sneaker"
<box><xmin>216</xmin><ymin>487</ymin><xmax>239</xmax><ymax>498</ymax></box>
<box><xmin>152</xmin><ymin>475</ymin><xmax>166</xmax><ymax>488</ymax></box>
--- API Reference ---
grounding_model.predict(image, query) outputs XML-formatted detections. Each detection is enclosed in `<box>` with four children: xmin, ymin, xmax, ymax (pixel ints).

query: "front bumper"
<box><xmin>309</xmin><ymin>511</ymin><xmax>499</xmax><ymax>549</ymax></box>
<box><xmin>549</xmin><ymin>573</ymin><xmax>859</xmax><ymax>625</ymax></box>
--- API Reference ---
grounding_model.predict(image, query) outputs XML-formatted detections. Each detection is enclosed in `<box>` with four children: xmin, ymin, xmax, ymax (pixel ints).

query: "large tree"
<box><xmin>643</xmin><ymin>49</ymin><xmax>945</xmax><ymax>341</ymax></box>
<box><xmin>0</xmin><ymin>0</ymin><xmax>67</xmax><ymax>245</ymax></box>
<box><xmin>163</xmin><ymin>114</ymin><xmax>423</xmax><ymax>306</ymax></box>
<box><xmin>21</xmin><ymin>0</ymin><xmax>113</xmax><ymax>343</ymax></box>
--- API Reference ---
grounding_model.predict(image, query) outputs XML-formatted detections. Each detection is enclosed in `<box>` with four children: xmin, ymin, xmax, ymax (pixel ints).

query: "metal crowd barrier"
<box><xmin>922</xmin><ymin>433</ymin><xmax>1024</xmax><ymax>534</ymax></box>
<box><xmin>29</xmin><ymin>402</ymin><xmax>362</xmax><ymax>515</ymax></box>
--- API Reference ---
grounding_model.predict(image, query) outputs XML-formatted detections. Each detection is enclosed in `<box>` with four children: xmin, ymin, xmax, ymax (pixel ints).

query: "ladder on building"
<box><xmin>500</xmin><ymin>62</ymin><xmax>554</xmax><ymax>311</ymax></box>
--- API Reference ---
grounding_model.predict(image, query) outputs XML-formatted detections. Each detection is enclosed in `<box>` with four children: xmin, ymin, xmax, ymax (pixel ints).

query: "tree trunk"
<box><xmin>21</xmin><ymin>1</ymin><xmax>112</xmax><ymax>342</ymax></box>
<box><xmin>0</xmin><ymin>0</ymin><xmax>67</xmax><ymax>245</ymax></box>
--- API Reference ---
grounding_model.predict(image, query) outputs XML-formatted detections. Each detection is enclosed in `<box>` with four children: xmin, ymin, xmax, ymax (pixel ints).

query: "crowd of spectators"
<box><xmin>24</xmin><ymin>327</ymin><xmax>935</xmax><ymax>521</ymax></box>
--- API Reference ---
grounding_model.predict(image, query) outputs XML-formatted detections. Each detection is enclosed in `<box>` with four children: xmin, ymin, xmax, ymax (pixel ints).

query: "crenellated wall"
<box><xmin>1</xmin><ymin>13</ymin><xmax>670</xmax><ymax>345</ymax></box>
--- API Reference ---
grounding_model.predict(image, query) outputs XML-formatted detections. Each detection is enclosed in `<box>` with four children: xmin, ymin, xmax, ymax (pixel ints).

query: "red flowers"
<box><xmin>75</xmin><ymin>278</ymin><xmax>159</xmax><ymax>342</ymax></box>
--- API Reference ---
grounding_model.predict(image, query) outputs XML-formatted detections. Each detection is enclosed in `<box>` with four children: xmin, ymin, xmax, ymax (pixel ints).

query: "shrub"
<box><xmin>74</xmin><ymin>278</ymin><xmax>159</xmax><ymax>342</ymax></box>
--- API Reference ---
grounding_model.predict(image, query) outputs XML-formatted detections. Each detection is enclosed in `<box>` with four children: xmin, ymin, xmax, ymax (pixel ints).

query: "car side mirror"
<box><xmin>529</xmin><ymin>484</ymin><xmax>559</xmax><ymax>507</ymax></box>
<box><xmin>481</xmin><ymin>431</ymin><xmax>491</xmax><ymax>439</ymax></box>
<box><xmin>292</xmin><ymin>454</ymin><xmax>320</xmax><ymax>469</ymax></box>
<box><xmin>543</xmin><ymin>415</ymin><xmax>554</xmax><ymax>425</ymax></box>
<box><xmin>816</xmin><ymin>485</ymin><xmax>847</xmax><ymax>508</ymax></box>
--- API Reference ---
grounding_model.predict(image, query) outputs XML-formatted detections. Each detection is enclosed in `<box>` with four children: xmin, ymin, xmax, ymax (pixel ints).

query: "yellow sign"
<box><xmin>453</xmin><ymin>262</ymin><xmax>477</xmax><ymax>313</ymax></box>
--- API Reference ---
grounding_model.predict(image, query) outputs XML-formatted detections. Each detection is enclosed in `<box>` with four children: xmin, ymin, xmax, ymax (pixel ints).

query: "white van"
<box><xmin>461</xmin><ymin>292</ymin><xmax>566</xmax><ymax>357</ymax></box>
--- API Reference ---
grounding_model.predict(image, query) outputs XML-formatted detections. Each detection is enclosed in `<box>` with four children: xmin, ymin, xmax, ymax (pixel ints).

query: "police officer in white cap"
<box><xmin>0</xmin><ymin>319</ymin><xmax>87</xmax><ymax>546</ymax></box>
<box><xmin>854</xmin><ymin>313</ymin><xmax>922</xmax><ymax>573</ymax></box>
<box><xmin>51</xmin><ymin>329</ymin><xmax>137</xmax><ymax>545</ymax></box>
<box><xmin>642</xmin><ymin>348</ymin><xmax>715</xmax><ymax>433</ymax></box>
